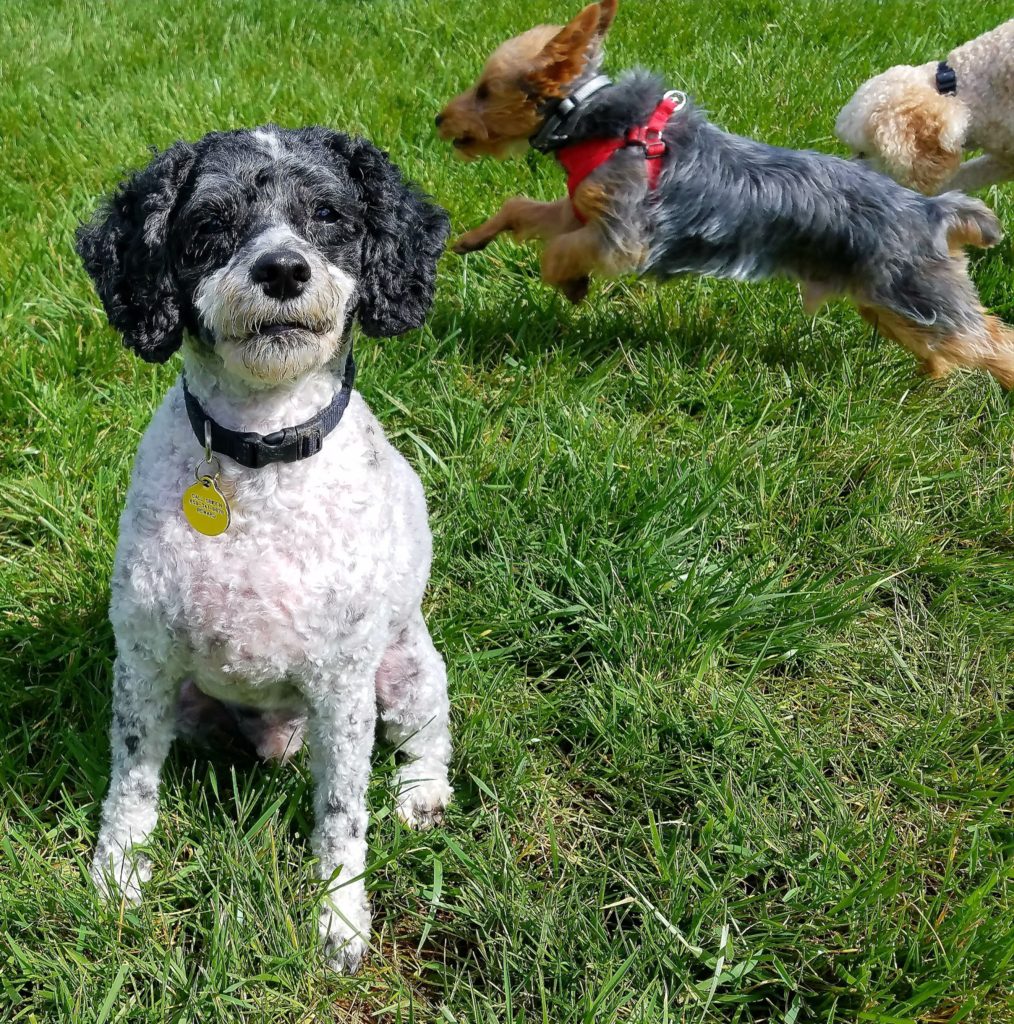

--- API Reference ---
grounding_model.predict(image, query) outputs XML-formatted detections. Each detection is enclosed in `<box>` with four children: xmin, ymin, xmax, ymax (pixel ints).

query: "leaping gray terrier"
<box><xmin>436</xmin><ymin>0</ymin><xmax>1014</xmax><ymax>388</ymax></box>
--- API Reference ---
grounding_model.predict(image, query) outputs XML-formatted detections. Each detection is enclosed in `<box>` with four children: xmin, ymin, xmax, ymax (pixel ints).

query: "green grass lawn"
<box><xmin>2</xmin><ymin>0</ymin><xmax>1013</xmax><ymax>1019</ymax></box>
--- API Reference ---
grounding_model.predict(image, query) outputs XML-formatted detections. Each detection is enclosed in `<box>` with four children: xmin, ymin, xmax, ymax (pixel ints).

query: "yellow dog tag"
<box><xmin>181</xmin><ymin>475</ymin><xmax>231</xmax><ymax>536</ymax></box>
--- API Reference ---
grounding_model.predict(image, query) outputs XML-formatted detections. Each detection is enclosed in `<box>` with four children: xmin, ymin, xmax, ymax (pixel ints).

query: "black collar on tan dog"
<box><xmin>936</xmin><ymin>61</ymin><xmax>958</xmax><ymax>96</ymax></box>
<box><xmin>529</xmin><ymin>74</ymin><xmax>614</xmax><ymax>153</ymax></box>
<box><xmin>182</xmin><ymin>349</ymin><xmax>357</xmax><ymax>469</ymax></box>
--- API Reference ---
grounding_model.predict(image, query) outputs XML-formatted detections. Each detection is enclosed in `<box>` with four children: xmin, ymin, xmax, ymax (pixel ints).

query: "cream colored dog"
<box><xmin>836</xmin><ymin>19</ymin><xmax>1014</xmax><ymax>194</ymax></box>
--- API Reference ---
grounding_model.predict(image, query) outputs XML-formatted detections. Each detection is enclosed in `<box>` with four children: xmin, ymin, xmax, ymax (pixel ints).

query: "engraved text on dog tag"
<box><xmin>181</xmin><ymin>476</ymin><xmax>231</xmax><ymax>536</ymax></box>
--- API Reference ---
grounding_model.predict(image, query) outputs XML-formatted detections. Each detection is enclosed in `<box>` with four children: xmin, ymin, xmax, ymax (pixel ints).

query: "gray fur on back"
<box><xmin>623</xmin><ymin>72</ymin><xmax>990</xmax><ymax>333</ymax></box>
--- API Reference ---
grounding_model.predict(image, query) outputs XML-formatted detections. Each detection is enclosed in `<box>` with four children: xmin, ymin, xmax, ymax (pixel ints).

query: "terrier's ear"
<box><xmin>871</xmin><ymin>92</ymin><xmax>968</xmax><ymax>193</ymax></box>
<box><xmin>527</xmin><ymin>2</ymin><xmax>606</xmax><ymax>97</ymax></box>
<box><xmin>76</xmin><ymin>142</ymin><xmax>196</xmax><ymax>363</ymax></box>
<box><xmin>595</xmin><ymin>0</ymin><xmax>618</xmax><ymax>39</ymax></box>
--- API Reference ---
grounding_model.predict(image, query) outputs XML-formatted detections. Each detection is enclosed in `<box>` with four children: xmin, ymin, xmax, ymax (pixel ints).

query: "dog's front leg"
<box><xmin>540</xmin><ymin>225</ymin><xmax>609</xmax><ymax>304</ymax></box>
<box><xmin>453</xmin><ymin>197</ymin><xmax>579</xmax><ymax>254</ymax></box>
<box><xmin>305</xmin><ymin>666</ymin><xmax>377</xmax><ymax>974</ymax></box>
<box><xmin>91</xmin><ymin>653</ymin><xmax>178</xmax><ymax>903</ymax></box>
<box><xmin>377</xmin><ymin>609</ymin><xmax>452</xmax><ymax>829</ymax></box>
<box><xmin>949</xmin><ymin>154</ymin><xmax>1014</xmax><ymax>193</ymax></box>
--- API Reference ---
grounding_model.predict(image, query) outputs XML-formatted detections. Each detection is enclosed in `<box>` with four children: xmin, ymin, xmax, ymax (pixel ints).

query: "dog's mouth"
<box><xmin>252</xmin><ymin>321</ymin><xmax>323</xmax><ymax>339</ymax></box>
<box><xmin>452</xmin><ymin>135</ymin><xmax>475</xmax><ymax>149</ymax></box>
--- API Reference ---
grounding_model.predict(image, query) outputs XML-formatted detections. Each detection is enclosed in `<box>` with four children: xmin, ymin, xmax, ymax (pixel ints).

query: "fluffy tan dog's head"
<box><xmin>435</xmin><ymin>0</ymin><xmax>617</xmax><ymax>160</ymax></box>
<box><xmin>835</xmin><ymin>64</ymin><xmax>970</xmax><ymax>194</ymax></box>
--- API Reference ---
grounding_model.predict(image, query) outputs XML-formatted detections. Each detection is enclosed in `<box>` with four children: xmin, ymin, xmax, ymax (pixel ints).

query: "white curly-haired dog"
<box><xmin>836</xmin><ymin>18</ymin><xmax>1014</xmax><ymax>194</ymax></box>
<box><xmin>75</xmin><ymin>125</ymin><xmax>451</xmax><ymax>973</ymax></box>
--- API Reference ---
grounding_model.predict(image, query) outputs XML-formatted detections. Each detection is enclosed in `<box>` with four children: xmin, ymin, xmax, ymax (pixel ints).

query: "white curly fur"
<box><xmin>78</xmin><ymin>124</ymin><xmax>452</xmax><ymax>973</ymax></box>
<box><xmin>836</xmin><ymin>18</ymin><xmax>1014</xmax><ymax>194</ymax></box>
<box><xmin>91</xmin><ymin>339</ymin><xmax>452</xmax><ymax>973</ymax></box>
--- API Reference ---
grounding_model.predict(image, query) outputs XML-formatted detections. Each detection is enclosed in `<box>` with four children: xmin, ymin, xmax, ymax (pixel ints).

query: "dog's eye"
<box><xmin>476</xmin><ymin>83</ymin><xmax>490</xmax><ymax>101</ymax></box>
<box><xmin>198</xmin><ymin>215</ymin><xmax>227</xmax><ymax>235</ymax></box>
<box><xmin>313</xmin><ymin>205</ymin><xmax>340</xmax><ymax>223</ymax></box>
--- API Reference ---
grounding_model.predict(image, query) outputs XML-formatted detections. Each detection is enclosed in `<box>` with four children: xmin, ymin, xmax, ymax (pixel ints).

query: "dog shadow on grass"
<box><xmin>1</xmin><ymin>595</ymin><xmax>470</xmax><ymax>874</ymax></box>
<box><xmin>1</xmin><ymin>599</ymin><xmax>278</xmax><ymax>823</ymax></box>
<box><xmin>429</xmin><ymin>265</ymin><xmax>876</xmax><ymax>383</ymax></box>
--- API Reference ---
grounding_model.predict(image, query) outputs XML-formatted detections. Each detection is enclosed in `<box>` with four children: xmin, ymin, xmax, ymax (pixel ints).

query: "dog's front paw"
<box><xmin>452</xmin><ymin>230</ymin><xmax>494</xmax><ymax>255</ymax></box>
<box><xmin>91</xmin><ymin>844</ymin><xmax>151</xmax><ymax>904</ymax></box>
<box><xmin>395</xmin><ymin>764</ymin><xmax>452</xmax><ymax>830</ymax></box>
<box><xmin>560</xmin><ymin>276</ymin><xmax>590</xmax><ymax>304</ymax></box>
<box><xmin>319</xmin><ymin>898</ymin><xmax>371</xmax><ymax>974</ymax></box>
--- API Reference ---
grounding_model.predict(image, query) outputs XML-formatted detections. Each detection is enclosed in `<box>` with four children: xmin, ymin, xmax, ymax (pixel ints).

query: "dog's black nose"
<box><xmin>434</xmin><ymin>113</ymin><xmax>444</xmax><ymax>127</ymax></box>
<box><xmin>251</xmin><ymin>249</ymin><xmax>311</xmax><ymax>300</ymax></box>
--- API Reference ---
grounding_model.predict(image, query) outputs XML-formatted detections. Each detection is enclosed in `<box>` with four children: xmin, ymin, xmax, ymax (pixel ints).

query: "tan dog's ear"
<box><xmin>871</xmin><ymin>91</ymin><xmax>969</xmax><ymax>193</ymax></box>
<box><xmin>527</xmin><ymin>2</ymin><xmax>608</xmax><ymax>97</ymax></box>
<box><xmin>596</xmin><ymin>0</ymin><xmax>618</xmax><ymax>39</ymax></box>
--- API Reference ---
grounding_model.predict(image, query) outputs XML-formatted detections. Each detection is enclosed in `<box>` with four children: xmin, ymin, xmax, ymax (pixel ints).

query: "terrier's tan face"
<box><xmin>435</xmin><ymin>0</ymin><xmax>617</xmax><ymax>160</ymax></box>
<box><xmin>435</xmin><ymin>27</ymin><xmax>560</xmax><ymax>160</ymax></box>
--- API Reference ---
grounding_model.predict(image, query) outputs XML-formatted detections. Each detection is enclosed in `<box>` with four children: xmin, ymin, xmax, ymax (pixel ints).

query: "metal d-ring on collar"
<box><xmin>193</xmin><ymin>420</ymin><xmax>223</xmax><ymax>481</ymax></box>
<box><xmin>182</xmin><ymin>347</ymin><xmax>357</xmax><ymax>470</ymax></box>
<box><xmin>529</xmin><ymin>74</ymin><xmax>614</xmax><ymax>153</ymax></box>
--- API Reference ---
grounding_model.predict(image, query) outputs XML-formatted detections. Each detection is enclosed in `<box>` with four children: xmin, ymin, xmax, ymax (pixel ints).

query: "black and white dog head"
<box><xmin>77</xmin><ymin>126</ymin><xmax>449</xmax><ymax>384</ymax></box>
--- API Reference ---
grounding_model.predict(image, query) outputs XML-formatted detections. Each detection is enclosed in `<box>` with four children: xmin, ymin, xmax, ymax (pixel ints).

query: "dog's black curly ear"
<box><xmin>76</xmin><ymin>141</ymin><xmax>196</xmax><ymax>363</ymax></box>
<box><xmin>339</xmin><ymin>135</ymin><xmax>449</xmax><ymax>338</ymax></box>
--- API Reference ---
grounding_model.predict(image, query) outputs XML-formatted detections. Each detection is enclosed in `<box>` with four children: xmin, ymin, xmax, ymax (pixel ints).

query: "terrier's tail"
<box><xmin>936</xmin><ymin>192</ymin><xmax>1004</xmax><ymax>250</ymax></box>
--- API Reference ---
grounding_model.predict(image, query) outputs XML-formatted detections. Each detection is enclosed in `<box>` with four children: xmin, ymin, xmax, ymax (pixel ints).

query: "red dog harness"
<box><xmin>556</xmin><ymin>92</ymin><xmax>685</xmax><ymax>224</ymax></box>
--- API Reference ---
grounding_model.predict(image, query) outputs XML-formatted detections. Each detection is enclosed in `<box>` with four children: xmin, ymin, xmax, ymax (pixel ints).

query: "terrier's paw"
<box><xmin>560</xmin><ymin>276</ymin><xmax>590</xmax><ymax>304</ymax></box>
<box><xmin>319</xmin><ymin>900</ymin><xmax>371</xmax><ymax>975</ymax></box>
<box><xmin>452</xmin><ymin>231</ymin><xmax>493</xmax><ymax>255</ymax></box>
<box><xmin>395</xmin><ymin>765</ymin><xmax>452</xmax><ymax>830</ymax></box>
<box><xmin>90</xmin><ymin>845</ymin><xmax>151</xmax><ymax>904</ymax></box>
<box><xmin>918</xmin><ymin>355</ymin><xmax>951</xmax><ymax>380</ymax></box>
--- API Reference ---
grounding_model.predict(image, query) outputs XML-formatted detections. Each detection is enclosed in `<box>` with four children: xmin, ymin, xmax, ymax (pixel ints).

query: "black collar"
<box><xmin>529</xmin><ymin>74</ymin><xmax>613</xmax><ymax>153</ymax></box>
<box><xmin>936</xmin><ymin>60</ymin><xmax>958</xmax><ymax>96</ymax></box>
<box><xmin>182</xmin><ymin>349</ymin><xmax>357</xmax><ymax>469</ymax></box>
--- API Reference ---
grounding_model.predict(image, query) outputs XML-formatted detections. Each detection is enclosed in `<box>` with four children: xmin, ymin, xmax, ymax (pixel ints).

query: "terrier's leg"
<box><xmin>541</xmin><ymin>225</ymin><xmax>606</xmax><ymax>304</ymax></box>
<box><xmin>979</xmin><ymin>315</ymin><xmax>1014</xmax><ymax>389</ymax></box>
<box><xmin>376</xmin><ymin>610</ymin><xmax>452</xmax><ymax>830</ymax></box>
<box><xmin>453</xmin><ymin>197</ymin><xmax>578</xmax><ymax>253</ymax></box>
<box><xmin>800</xmin><ymin>281</ymin><xmax>840</xmax><ymax>317</ymax></box>
<box><xmin>858</xmin><ymin>303</ymin><xmax>1014</xmax><ymax>390</ymax></box>
<box><xmin>305</xmin><ymin>663</ymin><xmax>378</xmax><ymax>974</ymax></box>
<box><xmin>91</xmin><ymin>654</ymin><xmax>178</xmax><ymax>903</ymax></box>
<box><xmin>857</xmin><ymin>304</ymin><xmax>935</xmax><ymax>361</ymax></box>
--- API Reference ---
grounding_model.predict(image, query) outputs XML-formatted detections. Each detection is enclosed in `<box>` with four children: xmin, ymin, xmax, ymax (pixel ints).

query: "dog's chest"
<box><xmin>176</xmin><ymin>512</ymin><xmax>377</xmax><ymax>689</ymax></box>
<box><xmin>115</xmin><ymin>391</ymin><xmax>402</xmax><ymax>696</ymax></box>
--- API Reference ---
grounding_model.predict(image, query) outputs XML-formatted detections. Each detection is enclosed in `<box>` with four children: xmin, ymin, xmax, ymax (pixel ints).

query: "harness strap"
<box><xmin>529</xmin><ymin>75</ymin><xmax>614</xmax><ymax>153</ymax></box>
<box><xmin>556</xmin><ymin>93</ymin><xmax>684</xmax><ymax>224</ymax></box>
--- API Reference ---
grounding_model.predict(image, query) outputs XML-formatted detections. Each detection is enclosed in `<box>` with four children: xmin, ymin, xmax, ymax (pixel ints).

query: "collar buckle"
<box><xmin>234</xmin><ymin>422</ymin><xmax>322</xmax><ymax>466</ymax></box>
<box><xmin>936</xmin><ymin>60</ymin><xmax>958</xmax><ymax>96</ymax></box>
<box><xmin>236</xmin><ymin>430</ymin><xmax>282</xmax><ymax>469</ymax></box>
<box><xmin>183</xmin><ymin>347</ymin><xmax>357</xmax><ymax>471</ymax></box>
<box><xmin>529</xmin><ymin>74</ymin><xmax>613</xmax><ymax>152</ymax></box>
<box><xmin>297</xmin><ymin>424</ymin><xmax>324</xmax><ymax>459</ymax></box>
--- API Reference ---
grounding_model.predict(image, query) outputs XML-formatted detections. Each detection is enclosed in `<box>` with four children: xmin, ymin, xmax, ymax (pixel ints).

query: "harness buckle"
<box><xmin>625</xmin><ymin>125</ymin><xmax>666</xmax><ymax>158</ymax></box>
<box><xmin>643</xmin><ymin>130</ymin><xmax>666</xmax><ymax>158</ymax></box>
